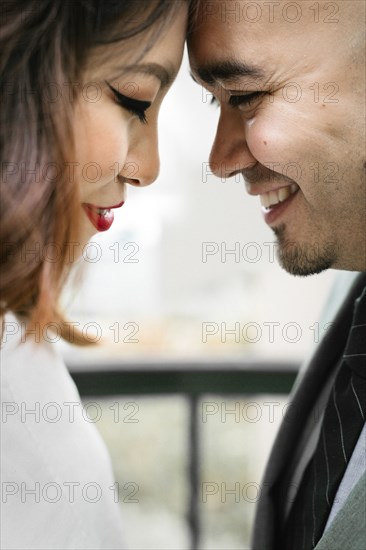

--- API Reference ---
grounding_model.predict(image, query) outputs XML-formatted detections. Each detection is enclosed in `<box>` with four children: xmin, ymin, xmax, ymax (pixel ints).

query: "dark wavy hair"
<box><xmin>0</xmin><ymin>0</ymin><xmax>185</xmax><ymax>344</ymax></box>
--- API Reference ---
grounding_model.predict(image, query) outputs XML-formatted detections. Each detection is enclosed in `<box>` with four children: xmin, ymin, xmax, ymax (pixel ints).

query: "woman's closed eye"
<box><xmin>106</xmin><ymin>82</ymin><xmax>151</xmax><ymax>124</ymax></box>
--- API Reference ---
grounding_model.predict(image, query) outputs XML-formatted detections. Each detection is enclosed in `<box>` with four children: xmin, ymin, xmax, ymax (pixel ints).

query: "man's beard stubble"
<box><xmin>242</xmin><ymin>164</ymin><xmax>337</xmax><ymax>276</ymax></box>
<box><xmin>273</xmin><ymin>223</ymin><xmax>337</xmax><ymax>276</ymax></box>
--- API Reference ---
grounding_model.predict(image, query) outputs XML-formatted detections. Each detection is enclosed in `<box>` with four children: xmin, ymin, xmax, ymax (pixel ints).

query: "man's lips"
<box><xmin>246</xmin><ymin>182</ymin><xmax>300</xmax><ymax>209</ymax></box>
<box><xmin>259</xmin><ymin>183</ymin><xmax>299</xmax><ymax>209</ymax></box>
<box><xmin>245</xmin><ymin>181</ymin><xmax>300</xmax><ymax>226</ymax></box>
<box><xmin>82</xmin><ymin>200</ymin><xmax>125</xmax><ymax>232</ymax></box>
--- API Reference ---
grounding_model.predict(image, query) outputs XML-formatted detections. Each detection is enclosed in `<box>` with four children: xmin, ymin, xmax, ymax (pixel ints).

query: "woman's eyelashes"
<box><xmin>106</xmin><ymin>82</ymin><xmax>151</xmax><ymax>124</ymax></box>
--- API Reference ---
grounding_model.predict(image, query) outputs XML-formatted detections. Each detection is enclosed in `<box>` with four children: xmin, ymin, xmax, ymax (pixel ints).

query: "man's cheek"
<box><xmin>246</xmin><ymin>114</ymin><xmax>300</xmax><ymax>170</ymax></box>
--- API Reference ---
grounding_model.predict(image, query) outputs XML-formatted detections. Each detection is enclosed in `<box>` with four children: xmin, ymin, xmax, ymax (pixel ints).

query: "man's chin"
<box><xmin>274</xmin><ymin>225</ymin><xmax>336</xmax><ymax>277</ymax></box>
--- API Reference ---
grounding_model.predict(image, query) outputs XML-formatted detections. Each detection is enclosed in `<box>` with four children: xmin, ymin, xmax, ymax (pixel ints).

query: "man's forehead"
<box><xmin>188</xmin><ymin>2</ymin><xmax>320</xmax><ymax>86</ymax></box>
<box><xmin>188</xmin><ymin>18</ymin><xmax>272</xmax><ymax>88</ymax></box>
<box><xmin>188</xmin><ymin>0</ymin><xmax>333</xmax><ymax>57</ymax></box>
<box><xmin>188</xmin><ymin>3</ymin><xmax>283</xmax><ymax>79</ymax></box>
<box><xmin>191</xmin><ymin>0</ymin><xmax>332</xmax><ymax>28</ymax></box>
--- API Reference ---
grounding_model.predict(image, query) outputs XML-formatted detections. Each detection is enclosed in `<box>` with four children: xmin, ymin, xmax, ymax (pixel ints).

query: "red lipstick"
<box><xmin>82</xmin><ymin>201</ymin><xmax>125</xmax><ymax>232</ymax></box>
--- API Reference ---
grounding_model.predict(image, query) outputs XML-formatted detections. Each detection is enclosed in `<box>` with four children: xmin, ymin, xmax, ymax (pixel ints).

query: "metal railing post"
<box><xmin>188</xmin><ymin>395</ymin><xmax>200</xmax><ymax>550</ymax></box>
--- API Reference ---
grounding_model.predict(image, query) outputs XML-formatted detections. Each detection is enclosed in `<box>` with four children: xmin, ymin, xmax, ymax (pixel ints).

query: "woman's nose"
<box><xmin>122</xmin><ymin>124</ymin><xmax>160</xmax><ymax>187</ymax></box>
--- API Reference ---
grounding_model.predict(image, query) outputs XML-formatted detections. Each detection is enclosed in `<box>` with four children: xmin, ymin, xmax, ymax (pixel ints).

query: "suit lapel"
<box><xmin>251</xmin><ymin>272</ymin><xmax>366</xmax><ymax>549</ymax></box>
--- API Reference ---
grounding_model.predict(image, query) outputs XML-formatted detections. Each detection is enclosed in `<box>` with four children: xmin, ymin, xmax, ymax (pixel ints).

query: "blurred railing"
<box><xmin>68</xmin><ymin>360</ymin><xmax>299</xmax><ymax>550</ymax></box>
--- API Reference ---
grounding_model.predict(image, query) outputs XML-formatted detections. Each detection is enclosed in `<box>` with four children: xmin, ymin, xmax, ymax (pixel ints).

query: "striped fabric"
<box><xmin>282</xmin><ymin>287</ymin><xmax>366</xmax><ymax>549</ymax></box>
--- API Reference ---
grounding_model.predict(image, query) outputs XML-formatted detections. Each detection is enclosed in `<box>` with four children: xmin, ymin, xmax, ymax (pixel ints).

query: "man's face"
<box><xmin>189</xmin><ymin>0</ymin><xmax>366</xmax><ymax>275</ymax></box>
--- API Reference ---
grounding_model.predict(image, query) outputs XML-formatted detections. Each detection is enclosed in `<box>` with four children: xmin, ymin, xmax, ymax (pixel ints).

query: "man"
<box><xmin>188</xmin><ymin>1</ymin><xmax>366</xmax><ymax>548</ymax></box>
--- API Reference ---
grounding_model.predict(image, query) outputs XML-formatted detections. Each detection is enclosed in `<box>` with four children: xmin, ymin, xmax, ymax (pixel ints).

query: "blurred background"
<box><xmin>60</xmin><ymin>50</ymin><xmax>337</xmax><ymax>549</ymax></box>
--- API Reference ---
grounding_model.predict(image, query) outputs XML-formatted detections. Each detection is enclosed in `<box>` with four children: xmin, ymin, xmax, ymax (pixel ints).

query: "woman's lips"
<box><xmin>82</xmin><ymin>201</ymin><xmax>125</xmax><ymax>232</ymax></box>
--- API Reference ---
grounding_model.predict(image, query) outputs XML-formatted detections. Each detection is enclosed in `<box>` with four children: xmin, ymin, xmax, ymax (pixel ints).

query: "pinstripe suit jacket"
<box><xmin>251</xmin><ymin>272</ymin><xmax>366</xmax><ymax>550</ymax></box>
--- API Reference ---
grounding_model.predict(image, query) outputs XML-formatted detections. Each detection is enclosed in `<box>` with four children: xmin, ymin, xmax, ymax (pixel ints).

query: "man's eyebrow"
<box><xmin>191</xmin><ymin>60</ymin><xmax>265</xmax><ymax>85</ymax></box>
<box><xmin>117</xmin><ymin>62</ymin><xmax>174</xmax><ymax>88</ymax></box>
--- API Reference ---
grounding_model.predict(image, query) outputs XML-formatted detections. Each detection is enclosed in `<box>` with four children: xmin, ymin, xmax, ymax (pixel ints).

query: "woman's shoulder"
<box><xmin>1</xmin><ymin>312</ymin><xmax>80</xmax><ymax>402</ymax></box>
<box><xmin>1</xmin><ymin>312</ymin><xmax>126</xmax><ymax>549</ymax></box>
<box><xmin>1</xmin><ymin>311</ymin><xmax>27</xmax><ymax>353</ymax></box>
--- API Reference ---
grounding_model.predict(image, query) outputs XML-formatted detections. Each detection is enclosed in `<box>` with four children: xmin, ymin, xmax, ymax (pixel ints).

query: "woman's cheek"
<box><xmin>87</xmin><ymin>132</ymin><xmax>129</xmax><ymax>188</ymax></box>
<box><xmin>77</xmin><ymin>100</ymin><xmax>130</xmax><ymax>180</ymax></box>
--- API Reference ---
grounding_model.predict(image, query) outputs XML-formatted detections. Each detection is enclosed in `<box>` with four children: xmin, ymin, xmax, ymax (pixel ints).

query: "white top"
<box><xmin>0</xmin><ymin>314</ymin><xmax>126</xmax><ymax>550</ymax></box>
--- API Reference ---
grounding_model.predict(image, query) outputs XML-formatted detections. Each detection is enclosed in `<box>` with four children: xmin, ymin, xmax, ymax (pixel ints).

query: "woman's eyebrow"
<box><xmin>116</xmin><ymin>62</ymin><xmax>175</xmax><ymax>88</ymax></box>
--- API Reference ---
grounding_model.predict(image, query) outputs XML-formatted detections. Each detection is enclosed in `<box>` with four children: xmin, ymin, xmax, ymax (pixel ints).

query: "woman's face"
<box><xmin>73</xmin><ymin>5</ymin><xmax>187</xmax><ymax>246</ymax></box>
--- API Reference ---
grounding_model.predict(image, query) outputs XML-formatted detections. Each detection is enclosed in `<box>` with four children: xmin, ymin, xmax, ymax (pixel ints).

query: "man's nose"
<box><xmin>209</xmin><ymin>108</ymin><xmax>256</xmax><ymax>178</ymax></box>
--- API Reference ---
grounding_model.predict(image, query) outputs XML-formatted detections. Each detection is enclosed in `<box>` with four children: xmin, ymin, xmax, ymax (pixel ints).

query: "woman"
<box><xmin>0</xmin><ymin>1</ymin><xmax>187</xmax><ymax>548</ymax></box>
